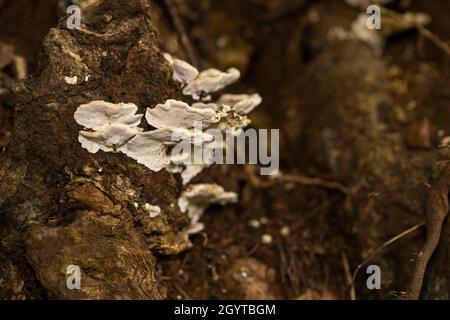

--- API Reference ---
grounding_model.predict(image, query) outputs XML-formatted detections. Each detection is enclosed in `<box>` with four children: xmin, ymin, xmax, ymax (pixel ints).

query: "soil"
<box><xmin>0</xmin><ymin>0</ymin><xmax>449</xmax><ymax>300</ymax></box>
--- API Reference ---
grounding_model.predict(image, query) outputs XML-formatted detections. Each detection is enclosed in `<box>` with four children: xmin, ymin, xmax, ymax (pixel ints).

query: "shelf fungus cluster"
<box><xmin>74</xmin><ymin>54</ymin><xmax>260</xmax><ymax>235</ymax></box>
<box><xmin>178</xmin><ymin>184</ymin><xmax>238</xmax><ymax>234</ymax></box>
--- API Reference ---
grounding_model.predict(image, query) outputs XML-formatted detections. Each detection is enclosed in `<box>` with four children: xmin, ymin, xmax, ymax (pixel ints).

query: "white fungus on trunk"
<box><xmin>164</xmin><ymin>52</ymin><xmax>241</xmax><ymax>101</ymax></box>
<box><xmin>78</xmin><ymin>123</ymin><xmax>142</xmax><ymax>153</ymax></box>
<box><xmin>217</xmin><ymin>93</ymin><xmax>262</xmax><ymax>115</ymax></box>
<box><xmin>145</xmin><ymin>99</ymin><xmax>219</xmax><ymax>129</ymax></box>
<box><xmin>74</xmin><ymin>101</ymin><xmax>144</xmax><ymax>154</ymax></box>
<box><xmin>163</xmin><ymin>53</ymin><xmax>199</xmax><ymax>85</ymax></box>
<box><xmin>74</xmin><ymin>55</ymin><xmax>262</xmax><ymax>184</ymax></box>
<box><xmin>183</xmin><ymin>68</ymin><xmax>241</xmax><ymax>101</ymax></box>
<box><xmin>120</xmin><ymin>128</ymin><xmax>212</xmax><ymax>172</ymax></box>
<box><xmin>178</xmin><ymin>184</ymin><xmax>238</xmax><ymax>234</ymax></box>
<box><xmin>75</xmin><ymin>101</ymin><xmax>143</xmax><ymax>131</ymax></box>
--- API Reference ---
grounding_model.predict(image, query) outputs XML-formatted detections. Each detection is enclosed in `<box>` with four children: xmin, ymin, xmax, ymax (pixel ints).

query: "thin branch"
<box><xmin>381</xmin><ymin>7</ymin><xmax>450</xmax><ymax>57</ymax></box>
<box><xmin>165</xmin><ymin>0</ymin><xmax>199</xmax><ymax>67</ymax></box>
<box><xmin>350</xmin><ymin>223</ymin><xmax>423</xmax><ymax>300</ymax></box>
<box><xmin>245</xmin><ymin>166</ymin><xmax>350</xmax><ymax>194</ymax></box>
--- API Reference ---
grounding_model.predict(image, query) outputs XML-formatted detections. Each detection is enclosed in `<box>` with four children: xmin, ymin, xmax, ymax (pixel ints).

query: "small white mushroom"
<box><xmin>120</xmin><ymin>127</ymin><xmax>212</xmax><ymax>171</ymax></box>
<box><xmin>178</xmin><ymin>184</ymin><xmax>238</xmax><ymax>234</ymax></box>
<box><xmin>164</xmin><ymin>53</ymin><xmax>199</xmax><ymax>85</ymax></box>
<box><xmin>248</xmin><ymin>219</ymin><xmax>261</xmax><ymax>229</ymax></box>
<box><xmin>261</xmin><ymin>234</ymin><xmax>273</xmax><ymax>245</ymax></box>
<box><xmin>65</xmin><ymin>76</ymin><xmax>78</xmax><ymax>85</ymax></box>
<box><xmin>217</xmin><ymin>93</ymin><xmax>262</xmax><ymax>115</ymax></box>
<box><xmin>145</xmin><ymin>99</ymin><xmax>219</xmax><ymax>129</ymax></box>
<box><xmin>143</xmin><ymin>203</ymin><xmax>161</xmax><ymax>218</ymax></box>
<box><xmin>183</xmin><ymin>68</ymin><xmax>241</xmax><ymax>100</ymax></box>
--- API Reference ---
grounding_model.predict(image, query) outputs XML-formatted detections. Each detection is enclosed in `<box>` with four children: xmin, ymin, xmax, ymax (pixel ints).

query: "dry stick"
<box><xmin>381</xmin><ymin>7</ymin><xmax>450</xmax><ymax>57</ymax></box>
<box><xmin>173</xmin><ymin>282</ymin><xmax>193</xmax><ymax>300</ymax></box>
<box><xmin>165</xmin><ymin>0</ymin><xmax>199</xmax><ymax>67</ymax></box>
<box><xmin>350</xmin><ymin>223</ymin><xmax>423</xmax><ymax>300</ymax></box>
<box><xmin>245</xmin><ymin>166</ymin><xmax>350</xmax><ymax>194</ymax></box>
<box><xmin>408</xmin><ymin>165</ymin><xmax>450</xmax><ymax>300</ymax></box>
<box><xmin>275</xmin><ymin>174</ymin><xmax>350</xmax><ymax>195</ymax></box>
<box><xmin>341</xmin><ymin>252</ymin><xmax>353</xmax><ymax>289</ymax></box>
<box><xmin>416</xmin><ymin>25</ymin><xmax>450</xmax><ymax>57</ymax></box>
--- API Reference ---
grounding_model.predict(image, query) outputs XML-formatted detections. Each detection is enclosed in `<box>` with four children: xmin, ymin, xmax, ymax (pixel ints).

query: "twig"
<box><xmin>164</xmin><ymin>0</ymin><xmax>199</xmax><ymax>67</ymax></box>
<box><xmin>381</xmin><ymin>7</ymin><xmax>450</xmax><ymax>57</ymax></box>
<box><xmin>416</xmin><ymin>25</ymin><xmax>450</xmax><ymax>57</ymax></box>
<box><xmin>408</xmin><ymin>164</ymin><xmax>450</xmax><ymax>300</ymax></box>
<box><xmin>245</xmin><ymin>166</ymin><xmax>350</xmax><ymax>194</ymax></box>
<box><xmin>341</xmin><ymin>252</ymin><xmax>353</xmax><ymax>289</ymax></box>
<box><xmin>350</xmin><ymin>223</ymin><xmax>423</xmax><ymax>300</ymax></box>
<box><xmin>275</xmin><ymin>174</ymin><xmax>350</xmax><ymax>195</ymax></box>
<box><xmin>173</xmin><ymin>282</ymin><xmax>193</xmax><ymax>300</ymax></box>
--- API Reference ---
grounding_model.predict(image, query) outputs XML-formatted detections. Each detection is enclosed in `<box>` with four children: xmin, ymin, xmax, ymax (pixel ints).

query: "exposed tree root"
<box><xmin>350</xmin><ymin>223</ymin><xmax>423</xmax><ymax>300</ymax></box>
<box><xmin>408</xmin><ymin>164</ymin><xmax>450</xmax><ymax>300</ymax></box>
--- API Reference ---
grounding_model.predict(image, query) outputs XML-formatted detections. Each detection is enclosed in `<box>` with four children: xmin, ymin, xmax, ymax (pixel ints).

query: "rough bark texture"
<box><xmin>0</xmin><ymin>0</ymin><xmax>191</xmax><ymax>299</ymax></box>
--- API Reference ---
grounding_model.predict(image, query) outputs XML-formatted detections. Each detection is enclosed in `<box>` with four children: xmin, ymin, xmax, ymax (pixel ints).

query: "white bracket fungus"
<box><xmin>217</xmin><ymin>93</ymin><xmax>262</xmax><ymax>115</ymax></box>
<box><xmin>73</xmin><ymin>55</ymin><xmax>263</xmax><ymax>243</ymax></box>
<box><xmin>183</xmin><ymin>68</ymin><xmax>241</xmax><ymax>101</ymax></box>
<box><xmin>164</xmin><ymin>53</ymin><xmax>241</xmax><ymax>101</ymax></box>
<box><xmin>75</xmin><ymin>55</ymin><xmax>262</xmax><ymax>185</ymax></box>
<box><xmin>74</xmin><ymin>101</ymin><xmax>143</xmax><ymax>153</ymax></box>
<box><xmin>74</xmin><ymin>101</ymin><xmax>143</xmax><ymax>131</ymax></box>
<box><xmin>163</xmin><ymin>53</ymin><xmax>199</xmax><ymax>85</ymax></box>
<box><xmin>178</xmin><ymin>184</ymin><xmax>238</xmax><ymax>234</ymax></box>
